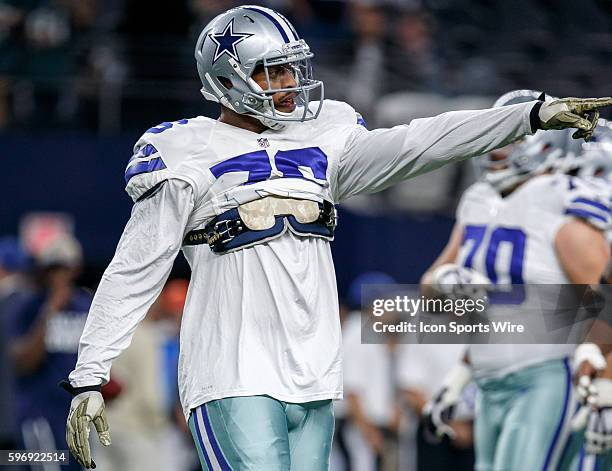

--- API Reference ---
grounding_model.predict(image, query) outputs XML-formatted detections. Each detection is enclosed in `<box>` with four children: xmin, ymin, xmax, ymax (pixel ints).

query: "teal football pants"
<box><xmin>188</xmin><ymin>395</ymin><xmax>334</xmax><ymax>470</ymax></box>
<box><xmin>474</xmin><ymin>358</ymin><xmax>574</xmax><ymax>471</ymax></box>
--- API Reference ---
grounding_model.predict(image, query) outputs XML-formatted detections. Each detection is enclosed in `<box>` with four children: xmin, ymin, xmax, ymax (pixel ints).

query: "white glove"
<box><xmin>571</xmin><ymin>378</ymin><xmax>612</xmax><ymax>454</ymax></box>
<box><xmin>423</xmin><ymin>362</ymin><xmax>472</xmax><ymax>441</ymax></box>
<box><xmin>66</xmin><ymin>391</ymin><xmax>111</xmax><ymax>469</ymax></box>
<box><xmin>573</xmin><ymin>343</ymin><xmax>607</xmax><ymax>405</ymax></box>
<box><xmin>574</xmin><ymin>343</ymin><xmax>607</xmax><ymax>374</ymax></box>
<box><xmin>538</xmin><ymin>97</ymin><xmax>612</xmax><ymax>141</ymax></box>
<box><xmin>430</xmin><ymin>263</ymin><xmax>492</xmax><ymax>303</ymax></box>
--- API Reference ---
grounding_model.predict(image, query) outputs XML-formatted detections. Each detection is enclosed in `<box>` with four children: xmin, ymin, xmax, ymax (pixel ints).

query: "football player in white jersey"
<box><xmin>555</xmin><ymin>124</ymin><xmax>612</xmax><ymax>471</ymax></box>
<box><xmin>58</xmin><ymin>7</ymin><xmax>612</xmax><ymax>469</ymax></box>
<box><xmin>421</xmin><ymin>90</ymin><xmax>612</xmax><ymax>471</ymax></box>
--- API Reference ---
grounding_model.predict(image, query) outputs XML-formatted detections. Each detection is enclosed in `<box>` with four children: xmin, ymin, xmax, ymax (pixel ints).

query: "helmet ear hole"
<box><xmin>218</xmin><ymin>77</ymin><xmax>233</xmax><ymax>90</ymax></box>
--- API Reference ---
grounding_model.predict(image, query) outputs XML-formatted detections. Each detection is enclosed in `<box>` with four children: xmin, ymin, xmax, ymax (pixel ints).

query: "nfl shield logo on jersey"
<box><xmin>257</xmin><ymin>138</ymin><xmax>270</xmax><ymax>148</ymax></box>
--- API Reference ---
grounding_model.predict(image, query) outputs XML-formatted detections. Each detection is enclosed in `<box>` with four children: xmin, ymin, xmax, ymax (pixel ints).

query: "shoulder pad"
<box><xmin>125</xmin><ymin>142</ymin><xmax>170</xmax><ymax>202</ymax></box>
<box><xmin>463</xmin><ymin>181</ymin><xmax>497</xmax><ymax>199</ymax></box>
<box><xmin>456</xmin><ymin>181</ymin><xmax>496</xmax><ymax>221</ymax></box>
<box><xmin>124</xmin><ymin>117</ymin><xmax>213</xmax><ymax>202</ymax></box>
<box><xmin>563</xmin><ymin>175</ymin><xmax>611</xmax><ymax>230</ymax></box>
<box><xmin>311</xmin><ymin>100</ymin><xmax>364</xmax><ymax>129</ymax></box>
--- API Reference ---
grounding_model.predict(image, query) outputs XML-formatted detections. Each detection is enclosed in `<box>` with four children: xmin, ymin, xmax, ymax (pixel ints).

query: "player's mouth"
<box><xmin>277</xmin><ymin>94</ymin><xmax>297</xmax><ymax>112</ymax></box>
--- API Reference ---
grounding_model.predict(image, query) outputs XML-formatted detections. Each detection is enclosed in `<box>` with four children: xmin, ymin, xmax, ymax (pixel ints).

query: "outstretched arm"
<box><xmin>68</xmin><ymin>179</ymin><xmax>195</xmax><ymax>388</ymax></box>
<box><xmin>334</xmin><ymin>96</ymin><xmax>612</xmax><ymax>201</ymax></box>
<box><xmin>334</xmin><ymin>101</ymin><xmax>537</xmax><ymax>201</ymax></box>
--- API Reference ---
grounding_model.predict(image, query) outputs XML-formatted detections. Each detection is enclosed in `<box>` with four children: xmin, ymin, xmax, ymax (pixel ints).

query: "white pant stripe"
<box><xmin>546</xmin><ymin>370</ymin><xmax>576</xmax><ymax>470</ymax></box>
<box><xmin>581</xmin><ymin>453</ymin><xmax>596</xmax><ymax>471</ymax></box>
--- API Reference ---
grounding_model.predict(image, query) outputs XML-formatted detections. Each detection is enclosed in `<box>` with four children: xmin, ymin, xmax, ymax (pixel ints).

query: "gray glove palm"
<box><xmin>66</xmin><ymin>391</ymin><xmax>111</xmax><ymax>469</ymax></box>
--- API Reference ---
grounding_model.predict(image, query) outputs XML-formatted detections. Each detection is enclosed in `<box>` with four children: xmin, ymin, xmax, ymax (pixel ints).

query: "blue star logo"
<box><xmin>208</xmin><ymin>19</ymin><xmax>253</xmax><ymax>64</ymax></box>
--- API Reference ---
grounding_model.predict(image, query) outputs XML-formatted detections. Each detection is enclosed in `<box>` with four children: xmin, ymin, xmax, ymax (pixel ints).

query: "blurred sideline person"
<box><xmin>420</xmin><ymin>90</ymin><xmax>612</xmax><ymax>471</ymax></box>
<box><xmin>94</xmin><ymin>278</ymin><xmax>196</xmax><ymax>471</ymax></box>
<box><xmin>330</xmin><ymin>301</ymin><xmax>352</xmax><ymax>471</ymax></box>
<box><xmin>5</xmin><ymin>233</ymin><xmax>88</xmax><ymax>471</ymax></box>
<box><xmin>0</xmin><ymin>237</ymin><xmax>30</xmax><ymax>451</ymax></box>
<box><xmin>0</xmin><ymin>237</ymin><xmax>31</xmax><ymax>310</ymax></box>
<box><xmin>58</xmin><ymin>5</ymin><xmax>612</xmax><ymax>470</ymax></box>
<box><xmin>398</xmin><ymin>343</ymin><xmax>475</xmax><ymax>471</ymax></box>
<box><xmin>560</xmin><ymin>352</ymin><xmax>612</xmax><ymax>470</ymax></box>
<box><xmin>342</xmin><ymin>272</ymin><xmax>402</xmax><ymax>471</ymax></box>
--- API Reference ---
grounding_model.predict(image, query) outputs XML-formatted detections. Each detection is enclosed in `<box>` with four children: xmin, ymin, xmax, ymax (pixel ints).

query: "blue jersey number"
<box><xmin>462</xmin><ymin>225</ymin><xmax>486</xmax><ymax>269</ymax></box>
<box><xmin>145</xmin><ymin>119</ymin><xmax>188</xmax><ymax>134</ymax></box>
<box><xmin>462</xmin><ymin>225</ymin><xmax>526</xmax><ymax>303</ymax></box>
<box><xmin>210</xmin><ymin>147</ymin><xmax>328</xmax><ymax>186</ymax></box>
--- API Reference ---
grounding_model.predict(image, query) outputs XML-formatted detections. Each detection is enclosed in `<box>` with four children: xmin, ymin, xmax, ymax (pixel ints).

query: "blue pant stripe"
<box><xmin>578</xmin><ymin>447</ymin><xmax>585</xmax><ymax>470</ymax></box>
<box><xmin>201</xmin><ymin>404</ymin><xmax>232</xmax><ymax>471</ymax></box>
<box><xmin>558</xmin><ymin>402</ymin><xmax>583</xmax><ymax>466</ymax></box>
<box><xmin>193</xmin><ymin>408</ymin><xmax>215</xmax><ymax>471</ymax></box>
<box><xmin>542</xmin><ymin>358</ymin><xmax>571</xmax><ymax>470</ymax></box>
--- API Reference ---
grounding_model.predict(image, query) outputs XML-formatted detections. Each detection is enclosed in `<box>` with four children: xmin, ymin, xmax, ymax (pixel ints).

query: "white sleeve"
<box><xmin>333</xmin><ymin>101</ymin><xmax>535</xmax><ymax>201</ymax></box>
<box><xmin>68</xmin><ymin>179</ymin><xmax>195</xmax><ymax>387</ymax></box>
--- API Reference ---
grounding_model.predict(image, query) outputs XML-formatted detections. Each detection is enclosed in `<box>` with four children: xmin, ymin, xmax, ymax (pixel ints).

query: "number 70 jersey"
<box><xmin>456</xmin><ymin>174</ymin><xmax>610</xmax><ymax>377</ymax></box>
<box><xmin>456</xmin><ymin>174</ymin><xmax>610</xmax><ymax>285</ymax></box>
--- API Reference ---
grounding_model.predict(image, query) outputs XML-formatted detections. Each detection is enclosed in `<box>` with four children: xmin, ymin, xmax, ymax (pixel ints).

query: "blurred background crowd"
<box><xmin>0</xmin><ymin>232</ymin><xmax>474</xmax><ymax>471</ymax></box>
<box><xmin>2</xmin><ymin>0</ymin><xmax>612</xmax><ymax>133</ymax></box>
<box><xmin>1</xmin><ymin>0</ymin><xmax>611</xmax><ymax>470</ymax></box>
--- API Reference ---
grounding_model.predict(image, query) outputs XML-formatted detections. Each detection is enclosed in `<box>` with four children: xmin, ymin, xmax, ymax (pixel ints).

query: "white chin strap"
<box><xmin>255</xmin><ymin>114</ymin><xmax>287</xmax><ymax>131</ymax></box>
<box><xmin>252</xmin><ymin>106</ymin><xmax>305</xmax><ymax>131</ymax></box>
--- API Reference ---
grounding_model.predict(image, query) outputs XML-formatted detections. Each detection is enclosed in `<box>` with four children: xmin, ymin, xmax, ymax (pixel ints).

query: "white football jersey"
<box><xmin>580</xmin><ymin>175</ymin><xmax>612</xmax><ymax>243</ymax></box>
<box><xmin>69</xmin><ymin>99</ymin><xmax>535</xmax><ymax>419</ymax></box>
<box><xmin>457</xmin><ymin>174</ymin><xmax>610</xmax><ymax>378</ymax></box>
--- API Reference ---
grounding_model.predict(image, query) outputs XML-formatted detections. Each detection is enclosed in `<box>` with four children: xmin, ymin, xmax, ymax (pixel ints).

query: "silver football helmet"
<box><xmin>195</xmin><ymin>5</ymin><xmax>324</xmax><ymax>130</ymax></box>
<box><xmin>475</xmin><ymin>90</ymin><xmax>542</xmax><ymax>186</ymax></box>
<box><xmin>485</xmin><ymin>129</ymin><xmax>572</xmax><ymax>190</ymax></box>
<box><xmin>475</xmin><ymin>89</ymin><xmax>571</xmax><ymax>192</ymax></box>
<box><xmin>555</xmin><ymin>119</ymin><xmax>612</xmax><ymax>179</ymax></box>
<box><xmin>578</xmin><ymin>141</ymin><xmax>612</xmax><ymax>181</ymax></box>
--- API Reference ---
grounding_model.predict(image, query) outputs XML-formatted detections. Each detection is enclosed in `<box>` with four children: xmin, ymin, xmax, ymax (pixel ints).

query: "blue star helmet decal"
<box><xmin>208</xmin><ymin>19</ymin><xmax>253</xmax><ymax>64</ymax></box>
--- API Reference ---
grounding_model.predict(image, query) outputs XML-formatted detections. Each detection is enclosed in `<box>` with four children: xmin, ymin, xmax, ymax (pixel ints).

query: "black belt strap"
<box><xmin>183</xmin><ymin>200</ymin><xmax>336</xmax><ymax>253</ymax></box>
